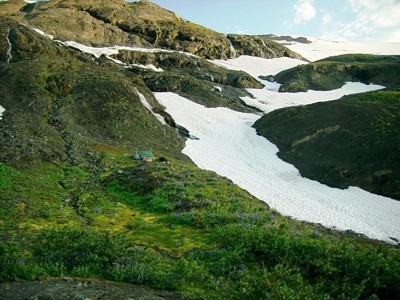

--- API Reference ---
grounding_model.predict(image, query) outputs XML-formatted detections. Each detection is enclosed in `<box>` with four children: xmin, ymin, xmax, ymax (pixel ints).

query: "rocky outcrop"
<box><xmin>0</xmin><ymin>0</ymin><xmax>304</xmax><ymax>60</ymax></box>
<box><xmin>274</xmin><ymin>54</ymin><xmax>400</xmax><ymax>92</ymax></box>
<box><xmin>114</xmin><ymin>50</ymin><xmax>263</xmax><ymax>112</ymax></box>
<box><xmin>262</xmin><ymin>34</ymin><xmax>311</xmax><ymax>44</ymax></box>
<box><xmin>227</xmin><ymin>34</ymin><xmax>305</xmax><ymax>60</ymax></box>
<box><xmin>253</xmin><ymin>91</ymin><xmax>400</xmax><ymax>200</ymax></box>
<box><xmin>0</xmin><ymin>22</ymin><xmax>186</xmax><ymax>166</ymax></box>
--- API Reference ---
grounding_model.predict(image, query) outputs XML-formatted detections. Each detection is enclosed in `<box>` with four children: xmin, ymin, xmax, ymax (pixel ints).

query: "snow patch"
<box><xmin>56</xmin><ymin>40</ymin><xmax>196</xmax><ymax>58</ymax></box>
<box><xmin>212</xmin><ymin>56</ymin><xmax>307</xmax><ymax>79</ymax></box>
<box><xmin>135</xmin><ymin>88</ymin><xmax>166</xmax><ymax>125</ymax></box>
<box><xmin>5</xmin><ymin>26</ymin><xmax>12</xmax><ymax>64</ymax></box>
<box><xmin>0</xmin><ymin>105</ymin><xmax>5</xmax><ymax>120</ymax></box>
<box><xmin>106</xmin><ymin>56</ymin><xmax>163</xmax><ymax>72</ymax></box>
<box><xmin>243</xmin><ymin>81</ymin><xmax>384</xmax><ymax>113</ymax></box>
<box><xmin>278</xmin><ymin>37</ymin><xmax>400</xmax><ymax>62</ymax></box>
<box><xmin>155</xmin><ymin>91</ymin><xmax>400</xmax><ymax>244</ymax></box>
<box><xmin>32</xmin><ymin>27</ymin><xmax>54</xmax><ymax>40</ymax></box>
<box><xmin>24</xmin><ymin>0</ymin><xmax>49</xmax><ymax>3</ymax></box>
<box><xmin>213</xmin><ymin>86</ymin><xmax>222</xmax><ymax>92</ymax></box>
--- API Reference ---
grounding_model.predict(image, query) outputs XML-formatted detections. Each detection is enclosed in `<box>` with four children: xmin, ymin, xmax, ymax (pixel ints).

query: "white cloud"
<box><xmin>321</xmin><ymin>0</ymin><xmax>400</xmax><ymax>42</ymax></box>
<box><xmin>293</xmin><ymin>0</ymin><xmax>317</xmax><ymax>24</ymax></box>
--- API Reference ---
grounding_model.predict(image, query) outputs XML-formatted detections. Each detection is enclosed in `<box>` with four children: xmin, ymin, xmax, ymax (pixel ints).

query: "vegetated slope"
<box><xmin>254</xmin><ymin>91</ymin><xmax>400</xmax><ymax>200</ymax></box>
<box><xmin>274</xmin><ymin>54</ymin><xmax>400</xmax><ymax>92</ymax></box>
<box><xmin>0</xmin><ymin>21</ymin><xmax>187</xmax><ymax>166</ymax></box>
<box><xmin>0</xmin><ymin>1</ymin><xmax>400</xmax><ymax>299</ymax></box>
<box><xmin>1</xmin><ymin>0</ymin><xmax>304</xmax><ymax>60</ymax></box>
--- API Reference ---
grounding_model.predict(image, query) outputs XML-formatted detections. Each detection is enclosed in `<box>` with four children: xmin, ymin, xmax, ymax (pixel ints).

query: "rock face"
<box><xmin>274</xmin><ymin>54</ymin><xmax>400</xmax><ymax>92</ymax></box>
<box><xmin>263</xmin><ymin>34</ymin><xmax>311</xmax><ymax>44</ymax></box>
<box><xmin>227</xmin><ymin>34</ymin><xmax>305</xmax><ymax>60</ymax></box>
<box><xmin>116</xmin><ymin>50</ymin><xmax>263</xmax><ymax>112</ymax></box>
<box><xmin>253</xmin><ymin>91</ymin><xmax>400</xmax><ymax>200</ymax></box>
<box><xmin>1</xmin><ymin>0</ymin><xmax>304</xmax><ymax>60</ymax></box>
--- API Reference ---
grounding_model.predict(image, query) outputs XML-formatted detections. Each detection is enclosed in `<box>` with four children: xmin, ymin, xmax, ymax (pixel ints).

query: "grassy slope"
<box><xmin>274</xmin><ymin>54</ymin><xmax>400</xmax><ymax>92</ymax></box>
<box><xmin>254</xmin><ymin>91</ymin><xmax>400</xmax><ymax>200</ymax></box>
<box><xmin>1</xmin><ymin>154</ymin><xmax>400</xmax><ymax>299</ymax></box>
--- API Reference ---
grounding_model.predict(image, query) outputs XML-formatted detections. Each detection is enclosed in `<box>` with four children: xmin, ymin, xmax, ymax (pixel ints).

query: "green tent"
<box><xmin>133</xmin><ymin>150</ymin><xmax>155</xmax><ymax>161</ymax></box>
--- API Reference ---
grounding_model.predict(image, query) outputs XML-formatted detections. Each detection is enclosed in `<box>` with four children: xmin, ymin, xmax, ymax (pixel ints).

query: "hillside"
<box><xmin>1</xmin><ymin>0</ymin><xmax>400</xmax><ymax>299</ymax></box>
<box><xmin>254</xmin><ymin>91</ymin><xmax>400</xmax><ymax>200</ymax></box>
<box><xmin>274</xmin><ymin>54</ymin><xmax>400</xmax><ymax>92</ymax></box>
<box><xmin>0</xmin><ymin>0</ymin><xmax>304</xmax><ymax>60</ymax></box>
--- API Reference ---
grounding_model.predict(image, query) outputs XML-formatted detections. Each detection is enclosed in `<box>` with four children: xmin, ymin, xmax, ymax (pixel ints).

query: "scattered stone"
<box><xmin>62</xmin><ymin>276</ymin><xmax>73</xmax><ymax>282</ymax></box>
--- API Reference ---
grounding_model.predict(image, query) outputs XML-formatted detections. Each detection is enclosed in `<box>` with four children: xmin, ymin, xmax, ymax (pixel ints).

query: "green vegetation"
<box><xmin>274</xmin><ymin>54</ymin><xmax>400</xmax><ymax>92</ymax></box>
<box><xmin>1</xmin><ymin>156</ymin><xmax>399</xmax><ymax>299</ymax></box>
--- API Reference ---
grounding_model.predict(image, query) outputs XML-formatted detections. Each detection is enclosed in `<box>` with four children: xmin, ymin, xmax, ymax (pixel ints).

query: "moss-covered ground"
<box><xmin>1</xmin><ymin>148</ymin><xmax>399</xmax><ymax>299</ymax></box>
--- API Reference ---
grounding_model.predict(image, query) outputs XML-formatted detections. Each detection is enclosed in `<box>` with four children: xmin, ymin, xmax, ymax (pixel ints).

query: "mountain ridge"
<box><xmin>0</xmin><ymin>0</ymin><xmax>305</xmax><ymax>60</ymax></box>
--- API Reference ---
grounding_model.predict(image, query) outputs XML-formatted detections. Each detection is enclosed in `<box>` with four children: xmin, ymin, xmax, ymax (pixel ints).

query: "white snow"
<box><xmin>277</xmin><ymin>37</ymin><xmax>400</xmax><ymax>62</ymax></box>
<box><xmin>56</xmin><ymin>40</ymin><xmax>195</xmax><ymax>58</ymax></box>
<box><xmin>243</xmin><ymin>82</ymin><xmax>384</xmax><ymax>113</ymax></box>
<box><xmin>212</xmin><ymin>56</ymin><xmax>306</xmax><ymax>78</ymax></box>
<box><xmin>213</xmin><ymin>86</ymin><xmax>223</xmax><ymax>92</ymax></box>
<box><xmin>5</xmin><ymin>26</ymin><xmax>12</xmax><ymax>64</ymax></box>
<box><xmin>135</xmin><ymin>88</ymin><xmax>166</xmax><ymax>125</ymax></box>
<box><xmin>24</xmin><ymin>0</ymin><xmax>49</xmax><ymax>3</ymax></box>
<box><xmin>0</xmin><ymin>105</ymin><xmax>5</xmax><ymax>120</ymax></box>
<box><xmin>26</xmin><ymin>27</ymin><xmax>173</xmax><ymax>71</ymax></box>
<box><xmin>32</xmin><ymin>28</ymin><xmax>54</xmax><ymax>40</ymax></box>
<box><xmin>156</xmin><ymin>91</ymin><xmax>400</xmax><ymax>244</ymax></box>
<box><xmin>106</xmin><ymin>56</ymin><xmax>163</xmax><ymax>72</ymax></box>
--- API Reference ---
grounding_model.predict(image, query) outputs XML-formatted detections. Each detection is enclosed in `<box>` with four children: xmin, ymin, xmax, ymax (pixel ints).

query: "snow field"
<box><xmin>276</xmin><ymin>37</ymin><xmax>400</xmax><ymax>62</ymax></box>
<box><xmin>156</xmin><ymin>91</ymin><xmax>400</xmax><ymax>243</ymax></box>
<box><xmin>212</xmin><ymin>56</ymin><xmax>307</xmax><ymax>79</ymax></box>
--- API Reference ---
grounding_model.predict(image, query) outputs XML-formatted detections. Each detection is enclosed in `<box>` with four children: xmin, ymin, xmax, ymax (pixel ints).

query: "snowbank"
<box><xmin>279</xmin><ymin>38</ymin><xmax>400</xmax><ymax>62</ymax></box>
<box><xmin>212</xmin><ymin>56</ymin><xmax>306</xmax><ymax>78</ymax></box>
<box><xmin>243</xmin><ymin>82</ymin><xmax>384</xmax><ymax>113</ymax></box>
<box><xmin>155</xmin><ymin>91</ymin><xmax>400</xmax><ymax>244</ymax></box>
<box><xmin>0</xmin><ymin>105</ymin><xmax>5</xmax><ymax>120</ymax></box>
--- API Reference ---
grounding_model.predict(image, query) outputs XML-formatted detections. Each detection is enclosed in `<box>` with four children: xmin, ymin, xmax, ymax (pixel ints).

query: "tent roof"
<box><xmin>135</xmin><ymin>150</ymin><xmax>154</xmax><ymax>158</ymax></box>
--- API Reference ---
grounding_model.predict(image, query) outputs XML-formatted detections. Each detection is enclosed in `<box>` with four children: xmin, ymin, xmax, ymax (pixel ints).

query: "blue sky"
<box><xmin>129</xmin><ymin>0</ymin><xmax>400</xmax><ymax>42</ymax></box>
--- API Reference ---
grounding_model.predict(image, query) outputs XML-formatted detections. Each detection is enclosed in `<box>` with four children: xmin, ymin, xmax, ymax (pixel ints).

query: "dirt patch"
<box><xmin>0</xmin><ymin>277</ymin><xmax>181</xmax><ymax>300</ymax></box>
